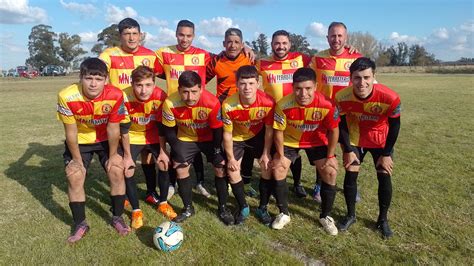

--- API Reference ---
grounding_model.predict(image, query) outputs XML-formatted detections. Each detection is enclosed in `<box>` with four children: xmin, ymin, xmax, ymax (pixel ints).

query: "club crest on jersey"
<box><xmin>312</xmin><ymin>111</ymin><xmax>322</xmax><ymax>121</ymax></box>
<box><xmin>344</xmin><ymin>61</ymin><xmax>352</xmax><ymax>70</ymax></box>
<box><xmin>192</xmin><ymin>56</ymin><xmax>200</xmax><ymax>65</ymax></box>
<box><xmin>256</xmin><ymin>110</ymin><xmax>266</xmax><ymax>119</ymax></box>
<box><xmin>142</xmin><ymin>58</ymin><xmax>150</xmax><ymax>67</ymax></box>
<box><xmin>198</xmin><ymin>110</ymin><xmax>208</xmax><ymax>120</ymax></box>
<box><xmin>102</xmin><ymin>104</ymin><xmax>112</xmax><ymax>114</ymax></box>
<box><xmin>370</xmin><ymin>105</ymin><xmax>382</xmax><ymax>114</ymax></box>
<box><xmin>290</xmin><ymin>60</ymin><xmax>299</xmax><ymax>68</ymax></box>
<box><xmin>152</xmin><ymin>103</ymin><xmax>159</xmax><ymax>111</ymax></box>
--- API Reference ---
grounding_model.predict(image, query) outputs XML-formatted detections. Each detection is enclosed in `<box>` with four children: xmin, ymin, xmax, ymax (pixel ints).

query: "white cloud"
<box><xmin>105</xmin><ymin>5</ymin><xmax>138</xmax><ymax>24</ymax></box>
<box><xmin>144</xmin><ymin>27</ymin><xmax>176</xmax><ymax>49</ymax></box>
<box><xmin>0</xmin><ymin>0</ymin><xmax>47</xmax><ymax>24</ymax></box>
<box><xmin>229</xmin><ymin>0</ymin><xmax>265</xmax><ymax>6</ymax></box>
<box><xmin>433</xmin><ymin>28</ymin><xmax>449</xmax><ymax>40</ymax></box>
<box><xmin>196</xmin><ymin>35</ymin><xmax>220</xmax><ymax>50</ymax></box>
<box><xmin>389</xmin><ymin>32</ymin><xmax>420</xmax><ymax>44</ymax></box>
<box><xmin>459</xmin><ymin>20</ymin><xmax>474</xmax><ymax>33</ymax></box>
<box><xmin>78</xmin><ymin>31</ymin><xmax>98</xmax><ymax>43</ymax></box>
<box><xmin>198</xmin><ymin>17</ymin><xmax>238</xmax><ymax>37</ymax></box>
<box><xmin>139</xmin><ymin>17</ymin><xmax>167</xmax><ymax>27</ymax></box>
<box><xmin>59</xmin><ymin>0</ymin><xmax>97</xmax><ymax>17</ymax></box>
<box><xmin>306</xmin><ymin>22</ymin><xmax>326</xmax><ymax>37</ymax></box>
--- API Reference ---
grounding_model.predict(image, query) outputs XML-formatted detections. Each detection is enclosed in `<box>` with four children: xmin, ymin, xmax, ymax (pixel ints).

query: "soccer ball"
<box><xmin>153</xmin><ymin>221</ymin><xmax>183</xmax><ymax>252</ymax></box>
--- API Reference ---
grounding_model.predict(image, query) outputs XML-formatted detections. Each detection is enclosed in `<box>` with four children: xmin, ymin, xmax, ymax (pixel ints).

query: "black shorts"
<box><xmin>233</xmin><ymin>129</ymin><xmax>265</xmax><ymax>161</ymax></box>
<box><xmin>283</xmin><ymin>145</ymin><xmax>328</xmax><ymax>164</ymax></box>
<box><xmin>130</xmin><ymin>144</ymin><xmax>160</xmax><ymax>162</ymax></box>
<box><xmin>63</xmin><ymin>141</ymin><xmax>124</xmax><ymax>170</ymax></box>
<box><xmin>353</xmin><ymin>147</ymin><xmax>393</xmax><ymax>167</ymax></box>
<box><xmin>171</xmin><ymin>140</ymin><xmax>221</xmax><ymax>167</ymax></box>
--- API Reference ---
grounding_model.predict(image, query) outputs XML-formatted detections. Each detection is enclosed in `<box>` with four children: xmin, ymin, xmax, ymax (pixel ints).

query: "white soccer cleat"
<box><xmin>319</xmin><ymin>216</ymin><xmax>338</xmax><ymax>236</ymax></box>
<box><xmin>196</xmin><ymin>183</ymin><xmax>211</xmax><ymax>198</ymax></box>
<box><xmin>271</xmin><ymin>213</ymin><xmax>291</xmax><ymax>230</ymax></box>
<box><xmin>167</xmin><ymin>185</ymin><xmax>175</xmax><ymax>201</ymax></box>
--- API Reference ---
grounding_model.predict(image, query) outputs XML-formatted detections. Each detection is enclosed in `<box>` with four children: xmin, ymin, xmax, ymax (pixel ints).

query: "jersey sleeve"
<box><xmin>155</xmin><ymin>90</ymin><xmax>167</xmax><ymax>123</ymax></box>
<box><xmin>206</xmin><ymin>55</ymin><xmax>218</xmax><ymax>83</ymax></box>
<box><xmin>154</xmin><ymin>49</ymin><xmax>165</xmax><ymax>75</ymax></box>
<box><xmin>109</xmin><ymin>92</ymin><xmax>126</xmax><ymax>123</ymax></box>
<box><xmin>302</xmin><ymin>53</ymin><xmax>312</xmax><ymax>67</ymax></box>
<box><xmin>98</xmin><ymin>51</ymin><xmax>111</xmax><ymax>71</ymax></box>
<box><xmin>120</xmin><ymin>93</ymin><xmax>131</xmax><ymax>125</ymax></box>
<box><xmin>56</xmin><ymin>94</ymin><xmax>76</xmax><ymax>124</ymax></box>
<box><xmin>264</xmin><ymin>102</ymin><xmax>275</xmax><ymax>126</ymax></box>
<box><xmin>388</xmin><ymin>97</ymin><xmax>401</xmax><ymax>118</ymax></box>
<box><xmin>273</xmin><ymin>103</ymin><xmax>286</xmax><ymax>131</ymax></box>
<box><xmin>208</xmin><ymin>101</ymin><xmax>223</xmax><ymax>129</ymax></box>
<box><xmin>322</xmin><ymin>102</ymin><xmax>340</xmax><ymax>130</ymax></box>
<box><xmin>161</xmin><ymin>99</ymin><xmax>176</xmax><ymax>127</ymax></box>
<box><xmin>221</xmin><ymin>103</ymin><xmax>233</xmax><ymax>132</ymax></box>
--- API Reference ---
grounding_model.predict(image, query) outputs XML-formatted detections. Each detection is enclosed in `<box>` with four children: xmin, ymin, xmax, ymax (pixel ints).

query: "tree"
<box><xmin>408</xmin><ymin>44</ymin><xmax>436</xmax><ymax>66</ymax></box>
<box><xmin>256</xmin><ymin>33</ymin><xmax>269</xmax><ymax>56</ymax></box>
<box><xmin>387</xmin><ymin>42</ymin><xmax>409</xmax><ymax>66</ymax></box>
<box><xmin>289</xmin><ymin>33</ymin><xmax>312</xmax><ymax>55</ymax></box>
<box><xmin>375</xmin><ymin>47</ymin><xmax>391</xmax><ymax>66</ymax></box>
<box><xmin>26</xmin><ymin>24</ymin><xmax>60</xmax><ymax>69</ymax></box>
<box><xmin>91</xmin><ymin>24</ymin><xmax>120</xmax><ymax>55</ymax></box>
<box><xmin>57</xmin><ymin>33</ymin><xmax>86</xmax><ymax>71</ymax></box>
<box><xmin>348</xmin><ymin>31</ymin><xmax>380</xmax><ymax>59</ymax></box>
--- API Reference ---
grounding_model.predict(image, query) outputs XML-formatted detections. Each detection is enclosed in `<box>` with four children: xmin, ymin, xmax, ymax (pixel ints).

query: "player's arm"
<box><xmin>223</xmin><ymin>130</ymin><xmax>238</xmax><ymax>171</ymax></box>
<box><xmin>259</xmin><ymin>124</ymin><xmax>273</xmax><ymax>171</ymax></box>
<box><xmin>376</xmin><ymin>116</ymin><xmax>401</xmax><ymax>175</ymax></box>
<box><xmin>64</xmin><ymin>123</ymin><xmax>83</xmax><ymax>165</ymax></box>
<box><xmin>120</xmin><ymin>121</ymin><xmax>135</xmax><ymax>177</ymax></box>
<box><xmin>106</xmin><ymin>121</ymin><xmax>123</xmax><ymax>172</ymax></box>
<box><xmin>157</xmin><ymin>122</ymin><xmax>170</xmax><ymax>171</ymax></box>
<box><xmin>339</xmin><ymin>115</ymin><xmax>360</xmax><ymax>168</ymax></box>
<box><xmin>212</xmin><ymin>127</ymin><xmax>225</xmax><ymax>166</ymax></box>
<box><xmin>323</xmin><ymin>126</ymin><xmax>339</xmax><ymax>171</ymax></box>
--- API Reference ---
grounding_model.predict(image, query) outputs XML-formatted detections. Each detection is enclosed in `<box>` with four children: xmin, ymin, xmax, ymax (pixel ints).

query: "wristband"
<box><xmin>327</xmin><ymin>155</ymin><xmax>336</xmax><ymax>159</ymax></box>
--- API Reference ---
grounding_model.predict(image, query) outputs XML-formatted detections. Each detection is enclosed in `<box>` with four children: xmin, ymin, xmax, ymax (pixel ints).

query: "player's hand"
<box><xmin>271</xmin><ymin>153</ymin><xmax>287</xmax><ymax>170</ymax></box>
<box><xmin>227</xmin><ymin>158</ymin><xmax>240</xmax><ymax>172</ymax></box>
<box><xmin>258</xmin><ymin>153</ymin><xmax>272</xmax><ymax>171</ymax></box>
<box><xmin>376</xmin><ymin>156</ymin><xmax>393</xmax><ymax>175</ymax></box>
<box><xmin>123</xmin><ymin>156</ymin><xmax>136</xmax><ymax>178</ymax></box>
<box><xmin>322</xmin><ymin>157</ymin><xmax>338</xmax><ymax>171</ymax></box>
<box><xmin>343</xmin><ymin>152</ymin><xmax>360</xmax><ymax>169</ymax></box>
<box><xmin>106</xmin><ymin>153</ymin><xmax>124</xmax><ymax>173</ymax></box>
<box><xmin>157</xmin><ymin>150</ymin><xmax>170</xmax><ymax>171</ymax></box>
<box><xmin>243</xmin><ymin>46</ymin><xmax>256</xmax><ymax>63</ymax></box>
<box><xmin>213</xmin><ymin>151</ymin><xmax>226</xmax><ymax>168</ymax></box>
<box><xmin>344</xmin><ymin>44</ymin><xmax>359</xmax><ymax>54</ymax></box>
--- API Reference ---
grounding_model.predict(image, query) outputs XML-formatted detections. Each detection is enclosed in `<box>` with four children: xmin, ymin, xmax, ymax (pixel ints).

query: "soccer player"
<box><xmin>309</xmin><ymin>22</ymin><xmax>363</xmax><ymax>202</ymax></box>
<box><xmin>120</xmin><ymin>66</ymin><xmax>177</xmax><ymax>229</ymax></box>
<box><xmin>99</xmin><ymin>17</ymin><xmax>163</xmax><ymax>207</ymax></box>
<box><xmin>57</xmin><ymin>58</ymin><xmax>130</xmax><ymax>243</ymax></box>
<box><xmin>272</xmin><ymin>68</ymin><xmax>339</xmax><ymax>233</ymax></box>
<box><xmin>256</xmin><ymin>30</ymin><xmax>311</xmax><ymax>198</ymax></box>
<box><xmin>221</xmin><ymin>65</ymin><xmax>275</xmax><ymax>225</ymax></box>
<box><xmin>161</xmin><ymin>71</ymin><xmax>225</xmax><ymax>223</ymax></box>
<box><xmin>206</xmin><ymin>28</ymin><xmax>257</xmax><ymax>197</ymax></box>
<box><xmin>335</xmin><ymin>57</ymin><xmax>401</xmax><ymax>239</ymax></box>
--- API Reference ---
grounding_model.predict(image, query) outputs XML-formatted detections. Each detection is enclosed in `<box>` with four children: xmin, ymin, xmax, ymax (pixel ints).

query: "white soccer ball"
<box><xmin>153</xmin><ymin>221</ymin><xmax>184</xmax><ymax>252</ymax></box>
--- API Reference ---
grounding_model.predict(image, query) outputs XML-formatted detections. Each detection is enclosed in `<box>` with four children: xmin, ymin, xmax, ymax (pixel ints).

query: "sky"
<box><xmin>0</xmin><ymin>0</ymin><xmax>473</xmax><ymax>69</ymax></box>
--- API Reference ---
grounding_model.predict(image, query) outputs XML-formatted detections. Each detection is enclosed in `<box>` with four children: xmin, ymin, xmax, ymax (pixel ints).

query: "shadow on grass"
<box><xmin>136</xmin><ymin>225</ymin><xmax>157</xmax><ymax>249</ymax></box>
<box><xmin>4</xmin><ymin>142</ymin><xmax>116</xmax><ymax>227</ymax></box>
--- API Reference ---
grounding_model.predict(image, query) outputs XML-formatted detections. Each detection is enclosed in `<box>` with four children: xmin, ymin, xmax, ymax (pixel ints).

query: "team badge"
<box><xmin>151</xmin><ymin>103</ymin><xmax>159</xmax><ymax>111</ymax></box>
<box><xmin>370</xmin><ymin>105</ymin><xmax>382</xmax><ymax>114</ymax></box>
<box><xmin>344</xmin><ymin>61</ymin><xmax>352</xmax><ymax>70</ymax></box>
<box><xmin>312</xmin><ymin>111</ymin><xmax>322</xmax><ymax>121</ymax></box>
<box><xmin>192</xmin><ymin>56</ymin><xmax>200</xmax><ymax>65</ymax></box>
<box><xmin>198</xmin><ymin>110</ymin><xmax>208</xmax><ymax>120</ymax></box>
<box><xmin>142</xmin><ymin>58</ymin><xmax>150</xmax><ymax>67</ymax></box>
<box><xmin>290</xmin><ymin>60</ymin><xmax>299</xmax><ymax>68</ymax></box>
<box><xmin>256</xmin><ymin>110</ymin><xmax>266</xmax><ymax>119</ymax></box>
<box><xmin>102</xmin><ymin>104</ymin><xmax>112</xmax><ymax>114</ymax></box>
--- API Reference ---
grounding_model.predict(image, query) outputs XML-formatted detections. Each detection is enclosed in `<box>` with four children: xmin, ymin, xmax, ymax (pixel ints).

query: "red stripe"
<box><xmin>110</xmin><ymin>55</ymin><xmax>135</xmax><ymax>69</ymax></box>
<box><xmin>163</xmin><ymin>52</ymin><xmax>184</xmax><ymax>65</ymax></box>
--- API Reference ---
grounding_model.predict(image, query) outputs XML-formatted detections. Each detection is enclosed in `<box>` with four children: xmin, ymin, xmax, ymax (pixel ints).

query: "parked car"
<box><xmin>0</xmin><ymin>70</ymin><xmax>7</xmax><ymax>77</ymax></box>
<box><xmin>42</xmin><ymin>65</ymin><xmax>66</xmax><ymax>76</ymax></box>
<box><xmin>17</xmin><ymin>66</ymin><xmax>39</xmax><ymax>78</ymax></box>
<box><xmin>7</xmin><ymin>68</ymin><xmax>19</xmax><ymax>77</ymax></box>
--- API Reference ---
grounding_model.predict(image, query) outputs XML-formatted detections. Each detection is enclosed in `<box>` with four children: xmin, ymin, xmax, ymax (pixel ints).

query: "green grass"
<box><xmin>0</xmin><ymin>74</ymin><xmax>473</xmax><ymax>264</ymax></box>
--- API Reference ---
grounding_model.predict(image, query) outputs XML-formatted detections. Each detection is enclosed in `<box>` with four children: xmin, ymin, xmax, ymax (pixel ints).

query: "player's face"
<box><xmin>237</xmin><ymin>77</ymin><xmax>259</xmax><ymax>103</ymax></box>
<box><xmin>293</xmin><ymin>80</ymin><xmax>315</xmax><ymax>106</ymax></box>
<box><xmin>81</xmin><ymin>74</ymin><xmax>106</xmax><ymax>100</ymax></box>
<box><xmin>223</xmin><ymin>35</ymin><xmax>243</xmax><ymax>59</ymax></box>
<box><xmin>327</xmin><ymin>25</ymin><xmax>347</xmax><ymax>54</ymax></box>
<box><xmin>179</xmin><ymin>85</ymin><xmax>202</xmax><ymax>106</ymax></box>
<box><xmin>271</xmin><ymin>35</ymin><xmax>291</xmax><ymax>59</ymax></box>
<box><xmin>176</xmin><ymin>26</ymin><xmax>195</xmax><ymax>51</ymax></box>
<box><xmin>132</xmin><ymin>77</ymin><xmax>155</xmax><ymax>101</ymax></box>
<box><xmin>351</xmin><ymin>68</ymin><xmax>375</xmax><ymax>99</ymax></box>
<box><xmin>120</xmin><ymin>27</ymin><xmax>141</xmax><ymax>53</ymax></box>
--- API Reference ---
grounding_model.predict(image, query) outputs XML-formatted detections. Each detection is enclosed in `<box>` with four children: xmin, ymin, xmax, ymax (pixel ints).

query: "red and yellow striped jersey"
<box><xmin>57</xmin><ymin>84</ymin><xmax>126</xmax><ymax>144</ymax></box>
<box><xmin>206</xmin><ymin>52</ymin><xmax>253</xmax><ymax>101</ymax></box>
<box><xmin>310</xmin><ymin>48</ymin><xmax>362</xmax><ymax>99</ymax></box>
<box><xmin>155</xmin><ymin>45</ymin><xmax>212</xmax><ymax>95</ymax></box>
<box><xmin>122</xmin><ymin>86</ymin><xmax>167</xmax><ymax>145</ymax></box>
<box><xmin>335</xmin><ymin>83</ymin><xmax>401</xmax><ymax>148</ymax></box>
<box><xmin>256</xmin><ymin>52</ymin><xmax>311</xmax><ymax>102</ymax></box>
<box><xmin>222</xmin><ymin>89</ymin><xmax>275</xmax><ymax>141</ymax></box>
<box><xmin>273</xmin><ymin>93</ymin><xmax>339</xmax><ymax>148</ymax></box>
<box><xmin>99</xmin><ymin>46</ymin><xmax>159</xmax><ymax>90</ymax></box>
<box><xmin>162</xmin><ymin>89</ymin><xmax>222</xmax><ymax>142</ymax></box>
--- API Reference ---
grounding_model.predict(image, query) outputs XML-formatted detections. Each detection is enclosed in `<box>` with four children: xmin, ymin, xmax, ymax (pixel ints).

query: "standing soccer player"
<box><xmin>121</xmin><ymin>66</ymin><xmax>177</xmax><ymax>229</ymax></box>
<box><xmin>221</xmin><ymin>66</ymin><xmax>274</xmax><ymax>225</ymax></box>
<box><xmin>57</xmin><ymin>58</ymin><xmax>130</xmax><ymax>243</ymax></box>
<box><xmin>256</xmin><ymin>30</ymin><xmax>312</xmax><ymax>198</ymax></box>
<box><xmin>309</xmin><ymin>22</ymin><xmax>363</xmax><ymax>202</ymax></box>
<box><xmin>272</xmin><ymin>68</ymin><xmax>339</xmax><ymax>233</ymax></box>
<box><xmin>99</xmin><ymin>17</ymin><xmax>163</xmax><ymax>208</ymax></box>
<box><xmin>335</xmin><ymin>57</ymin><xmax>401</xmax><ymax>239</ymax></box>
<box><xmin>161</xmin><ymin>71</ymin><xmax>226</xmax><ymax>223</ymax></box>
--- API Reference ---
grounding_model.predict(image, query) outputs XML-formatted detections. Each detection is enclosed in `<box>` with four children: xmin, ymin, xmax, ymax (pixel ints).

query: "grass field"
<box><xmin>0</xmin><ymin>74</ymin><xmax>473</xmax><ymax>265</ymax></box>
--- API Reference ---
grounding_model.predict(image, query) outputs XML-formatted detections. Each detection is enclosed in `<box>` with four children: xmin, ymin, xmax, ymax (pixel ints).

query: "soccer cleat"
<box><xmin>67</xmin><ymin>221</ymin><xmax>89</xmax><ymax>244</ymax></box>
<box><xmin>173</xmin><ymin>205</ymin><xmax>195</xmax><ymax>223</ymax></box>
<box><xmin>124</xmin><ymin>199</ymin><xmax>131</xmax><ymax>209</ymax></box>
<box><xmin>244</xmin><ymin>184</ymin><xmax>258</xmax><ymax>198</ymax></box>
<box><xmin>131</xmin><ymin>209</ymin><xmax>144</xmax><ymax>229</ymax></box>
<box><xmin>196</xmin><ymin>183</ymin><xmax>211</xmax><ymax>198</ymax></box>
<box><xmin>319</xmin><ymin>216</ymin><xmax>338</xmax><ymax>236</ymax></box>
<box><xmin>271</xmin><ymin>213</ymin><xmax>291</xmax><ymax>230</ymax></box>
<box><xmin>111</xmin><ymin>216</ymin><xmax>131</xmax><ymax>236</ymax></box>
<box><xmin>218</xmin><ymin>206</ymin><xmax>235</xmax><ymax>225</ymax></box>
<box><xmin>376</xmin><ymin>220</ymin><xmax>393</xmax><ymax>239</ymax></box>
<box><xmin>255</xmin><ymin>207</ymin><xmax>272</xmax><ymax>226</ymax></box>
<box><xmin>338</xmin><ymin>215</ymin><xmax>356</xmax><ymax>232</ymax></box>
<box><xmin>234</xmin><ymin>206</ymin><xmax>250</xmax><ymax>225</ymax></box>
<box><xmin>158</xmin><ymin>202</ymin><xmax>177</xmax><ymax>220</ymax></box>
<box><xmin>312</xmin><ymin>184</ymin><xmax>322</xmax><ymax>203</ymax></box>
<box><xmin>356</xmin><ymin>190</ymin><xmax>362</xmax><ymax>203</ymax></box>
<box><xmin>294</xmin><ymin>184</ymin><xmax>307</xmax><ymax>198</ymax></box>
<box><xmin>167</xmin><ymin>185</ymin><xmax>175</xmax><ymax>201</ymax></box>
<box><xmin>145</xmin><ymin>191</ymin><xmax>160</xmax><ymax>206</ymax></box>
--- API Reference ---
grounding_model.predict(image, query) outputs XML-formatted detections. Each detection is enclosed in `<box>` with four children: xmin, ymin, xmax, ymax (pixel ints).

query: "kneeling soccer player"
<box><xmin>272</xmin><ymin>67</ymin><xmax>340</xmax><ymax>233</ymax></box>
<box><xmin>336</xmin><ymin>57</ymin><xmax>401</xmax><ymax>239</ymax></box>
<box><xmin>57</xmin><ymin>58</ymin><xmax>130</xmax><ymax>243</ymax></box>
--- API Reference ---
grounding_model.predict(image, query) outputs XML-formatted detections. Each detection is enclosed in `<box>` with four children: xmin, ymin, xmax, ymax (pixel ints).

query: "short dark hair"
<box><xmin>176</xmin><ymin>20</ymin><xmax>194</xmax><ymax>32</ymax></box>
<box><xmin>349</xmin><ymin>57</ymin><xmax>376</xmax><ymax>75</ymax></box>
<box><xmin>80</xmin><ymin>58</ymin><xmax>108</xmax><ymax>78</ymax></box>
<box><xmin>293</xmin><ymin>67</ymin><xmax>316</xmax><ymax>83</ymax></box>
<box><xmin>328</xmin><ymin>22</ymin><xmax>347</xmax><ymax>33</ymax></box>
<box><xmin>131</xmin><ymin>66</ymin><xmax>155</xmax><ymax>83</ymax></box>
<box><xmin>178</xmin><ymin>71</ymin><xmax>201</xmax><ymax>89</ymax></box>
<box><xmin>236</xmin><ymin>65</ymin><xmax>258</xmax><ymax>81</ymax></box>
<box><xmin>272</xmin><ymin>30</ymin><xmax>290</xmax><ymax>42</ymax></box>
<box><xmin>118</xmin><ymin>18</ymin><xmax>140</xmax><ymax>34</ymax></box>
<box><xmin>225</xmin><ymin>28</ymin><xmax>242</xmax><ymax>41</ymax></box>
